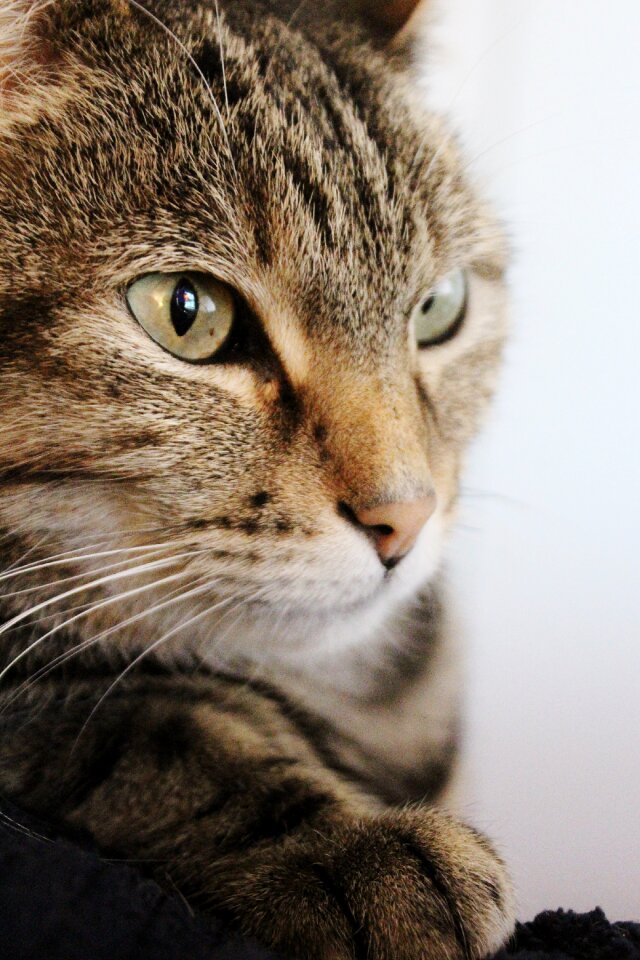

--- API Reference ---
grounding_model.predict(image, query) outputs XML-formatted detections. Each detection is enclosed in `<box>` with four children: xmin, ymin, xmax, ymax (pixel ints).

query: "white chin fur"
<box><xmin>0</xmin><ymin>484</ymin><xmax>446</xmax><ymax>687</ymax></box>
<box><xmin>198</xmin><ymin>508</ymin><xmax>446</xmax><ymax>679</ymax></box>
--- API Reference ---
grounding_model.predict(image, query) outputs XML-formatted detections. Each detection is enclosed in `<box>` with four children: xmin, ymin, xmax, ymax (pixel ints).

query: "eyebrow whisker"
<box><xmin>126</xmin><ymin>0</ymin><xmax>238</xmax><ymax>179</ymax></box>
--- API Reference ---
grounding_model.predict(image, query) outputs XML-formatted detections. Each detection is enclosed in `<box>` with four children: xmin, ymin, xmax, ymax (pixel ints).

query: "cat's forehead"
<box><xmin>1</xmin><ymin>1</ymin><xmax>501</xmax><ymax>352</ymax></box>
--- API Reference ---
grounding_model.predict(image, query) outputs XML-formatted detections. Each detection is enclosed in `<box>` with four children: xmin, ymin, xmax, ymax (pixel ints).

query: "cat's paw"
<box><xmin>216</xmin><ymin>805</ymin><xmax>515</xmax><ymax>960</ymax></box>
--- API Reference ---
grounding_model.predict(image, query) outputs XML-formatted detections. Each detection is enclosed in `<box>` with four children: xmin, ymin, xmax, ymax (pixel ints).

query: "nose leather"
<box><xmin>355</xmin><ymin>495</ymin><xmax>436</xmax><ymax>563</ymax></box>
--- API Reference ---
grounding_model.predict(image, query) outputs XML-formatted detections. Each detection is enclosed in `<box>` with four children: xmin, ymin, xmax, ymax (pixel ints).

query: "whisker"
<box><xmin>260</xmin><ymin>0</ymin><xmax>310</xmax><ymax>83</ymax></box>
<box><xmin>0</xmin><ymin>542</ymin><xmax>180</xmax><ymax>585</ymax></box>
<box><xmin>0</xmin><ymin>809</ymin><xmax>52</xmax><ymax>845</ymax></box>
<box><xmin>71</xmin><ymin>591</ymin><xmax>239</xmax><ymax>751</ymax></box>
<box><xmin>1</xmin><ymin>532</ymin><xmax>53</xmax><ymax>576</ymax></box>
<box><xmin>0</xmin><ymin>482</ymin><xmax>65</xmax><ymax>552</ymax></box>
<box><xmin>127</xmin><ymin>0</ymin><xmax>237</xmax><ymax>177</ymax></box>
<box><xmin>0</xmin><ymin>520</ymin><xmax>200</xmax><ymax>579</ymax></box>
<box><xmin>477</xmin><ymin>138</ymin><xmax>624</xmax><ymax>182</ymax></box>
<box><xmin>0</xmin><ymin>546</ymin><xmax>180</xmax><ymax>598</ymax></box>
<box><xmin>417</xmin><ymin>5</ymin><xmax>543</xmax><ymax>185</ymax></box>
<box><xmin>0</xmin><ymin>518</ymin><xmax>184</xmax><ymax>578</ymax></box>
<box><xmin>0</xmin><ymin>568</ymin><xmax>189</xmax><ymax>685</ymax></box>
<box><xmin>453</xmin><ymin>521</ymin><xmax>482</xmax><ymax>535</ymax></box>
<box><xmin>460</xmin><ymin>110</ymin><xmax>567</xmax><ymax>177</ymax></box>
<box><xmin>459</xmin><ymin>486</ymin><xmax>530</xmax><ymax>509</ymax></box>
<box><xmin>213</xmin><ymin>0</ymin><xmax>229</xmax><ymax>117</ymax></box>
<box><xmin>199</xmin><ymin>581</ymin><xmax>274</xmax><ymax>656</ymax></box>
<box><xmin>196</xmin><ymin>584</ymin><xmax>281</xmax><ymax>684</ymax></box>
<box><xmin>0</xmin><ymin>556</ymin><xmax>204</xmax><ymax>680</ymax></box>
<box><xmin>1</xmin><ymin>574</ymin><xmax>217</xmax><ymax>712</ymax></box>
<box><xmin>0</xmin><ymin>599</ymin><xmax>96</xmax><ymax>633</ymax></box>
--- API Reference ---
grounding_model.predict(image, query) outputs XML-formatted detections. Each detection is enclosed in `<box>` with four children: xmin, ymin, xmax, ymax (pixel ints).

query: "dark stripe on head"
<box><xmin>284</xmin><ymin>151</ymin><xmax>336</xmax><ymax>249</ymax></box>
<box><xmin>194</xmin><ymin>40</ymin><xmax>251</xmax><ymax>108</ymax></box>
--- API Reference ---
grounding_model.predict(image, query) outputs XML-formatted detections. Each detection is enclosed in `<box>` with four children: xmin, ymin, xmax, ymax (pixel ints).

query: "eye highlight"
<box><xmin>126</xmin><ymin>272</ymin><xmax>235</xmax><ymax>362</ymax></box>
<box><xmin>412</xmin><ymin>268</ymin><xmax>468</xmax><ymax>347</ymax></box>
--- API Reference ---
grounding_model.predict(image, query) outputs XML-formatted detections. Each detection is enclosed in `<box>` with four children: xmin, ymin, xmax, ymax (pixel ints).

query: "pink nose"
<box><xmin>354</xmin><ymin>494</ymin><xmax>436</xmax><ymax>565</ymax></box>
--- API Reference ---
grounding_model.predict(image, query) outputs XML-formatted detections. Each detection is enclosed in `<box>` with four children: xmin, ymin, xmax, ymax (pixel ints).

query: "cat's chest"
<box><xmin>273</xmin><ymin>619</ymin><xmax>462</xmax><ymax>804</ymax></box>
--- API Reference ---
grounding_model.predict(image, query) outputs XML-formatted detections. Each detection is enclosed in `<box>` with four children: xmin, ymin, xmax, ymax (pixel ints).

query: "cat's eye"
<box><xmin>126</xmin><ymin>272</ymin><xmax>235</xmax><ymax>362</ymax></box>
<box><xmin>412</xmin><ymin>268</ymin><xmax>468</xmax><ymax>347</ymax></box>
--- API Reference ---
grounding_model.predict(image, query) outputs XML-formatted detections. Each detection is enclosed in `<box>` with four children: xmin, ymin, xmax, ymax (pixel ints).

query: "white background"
<box><xmin>421</xmin><ymin>0</ymin><xmax>640</xmax><ymax>921</ymax></box>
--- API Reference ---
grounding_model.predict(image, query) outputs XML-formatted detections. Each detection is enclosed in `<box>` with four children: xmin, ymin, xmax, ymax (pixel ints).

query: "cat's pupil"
<box><xmin>421</xmin><ymin>296</ymin><xmax>435</xmax><ymax>315</ymax></box>
<box><xmin>171</xmin><ymin>278</ymin><xmax>198</xmax><ymax>337</ymax></box>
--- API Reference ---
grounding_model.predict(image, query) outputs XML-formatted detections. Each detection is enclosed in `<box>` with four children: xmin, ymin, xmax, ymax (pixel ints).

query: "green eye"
<box><xmin>126</xmin><ymin>272</ymin><xmax>235</xmax><ymax>362</ymax></box>
<box><xmin>412</xmin><ymin>268</ymin><xmax>468</xmax><ymax>347</ymax></box>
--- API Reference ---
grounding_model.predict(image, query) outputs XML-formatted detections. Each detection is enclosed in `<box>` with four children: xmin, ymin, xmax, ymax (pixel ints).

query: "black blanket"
<box><xmin>1</xmin><ymin>801</ymin><xmax>637</xmax><ymax>960</ymax></box>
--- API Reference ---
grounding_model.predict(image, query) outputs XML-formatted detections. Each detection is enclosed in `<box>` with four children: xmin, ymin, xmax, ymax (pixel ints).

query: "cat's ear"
<box><xmin>352</xmin><ymin>0</ymin><xmax>428</xmax><ymax>46</ymax></box>
<box><xmin>0</xmin><ymin>1</ymin><xmax>69</xmax><ymax>137</ymax></box>
<box><xmin>0</xmin><ymin>1</ymin><xmax>54</xmax><ymax>90</ymax></box>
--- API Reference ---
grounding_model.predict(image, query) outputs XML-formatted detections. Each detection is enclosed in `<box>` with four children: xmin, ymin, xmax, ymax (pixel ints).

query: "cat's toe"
<box><xmin>378</xmin><ymin>806</ymin><xmax>516</xmax><ymax>959</ymax></box>
<box><xmin>215</xmin><ymin>806</ymin><xmax>514</xmax><ymax>960</ymax></box>
<box><xmin>313</xmin><ymin>807</ymin><xmax>515</xmax><ymax>960</ymax></box>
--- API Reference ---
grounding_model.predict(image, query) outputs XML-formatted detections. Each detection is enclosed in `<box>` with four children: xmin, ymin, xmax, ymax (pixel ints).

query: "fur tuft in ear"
<box><xmin>354</xmin><ymin>0</ymin><xmax>426</xmax><ymax>42</ymax></box>
<box><xmin>0</xmin><ymin>1</ymin><xmax>53</xmax><ymax>89</ymax></box>
<box><xmin>0</xmin><ymin>0</ymin><xmax>62</xmax><ymax>135</ymax></box>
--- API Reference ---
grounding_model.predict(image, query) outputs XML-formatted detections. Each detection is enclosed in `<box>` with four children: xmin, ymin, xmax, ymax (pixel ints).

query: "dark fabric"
<box><xmin>499</xmin><ymin>908</ymin><xmax>640</xmax><ymax>959</ymax></box>
<box><xmin>0</xmin><ymin>801</ymin><xmax>276</xmax><ymax>960</ymax></box>
<box><xmin>1</xmin><ymin>800</ymin><xmax>638</xmax><ymax>960</ymax></box>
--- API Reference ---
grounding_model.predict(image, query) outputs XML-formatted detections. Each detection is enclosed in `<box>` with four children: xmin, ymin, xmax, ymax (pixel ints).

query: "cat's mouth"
<box><xmin>242</xmin><ymin>583</ymin><xmax>384</xmax><ymax>617</ymax></box>
<box><xmin>190</xmin><ymin>576</ymin><xmax>405</xmax><ymax>669</ymax></box>
<box><xmin>140</xmin><ymin>508</ymin><xmax>447</xmax><ymax>661</ymax></box>
<box><xmin>189</xmin><ymin>537</ymin><xmax>435</xmax><ymax>634</ymax></box>
<box><xmin>201</xmin><ymin>570</ymin><xmax>387</xmax><ymax>620</ymax></box>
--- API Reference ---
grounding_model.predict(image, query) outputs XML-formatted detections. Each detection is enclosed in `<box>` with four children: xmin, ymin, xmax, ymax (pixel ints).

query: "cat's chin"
<box><xmin>194</xmin><ymin>511</ymin><xmax>446</xmax><ymax>681</ymax></box>
<box><xmin>196</xmin><ymin>592</ymin><xmax>399</xmax><ymax>685</ymax></box>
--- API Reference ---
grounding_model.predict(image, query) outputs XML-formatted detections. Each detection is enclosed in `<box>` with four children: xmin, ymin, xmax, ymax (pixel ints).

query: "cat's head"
<box><xmin>0</xmin><ymin>0</ymin><xmax>507</xmax><ymax>671</ymax></box>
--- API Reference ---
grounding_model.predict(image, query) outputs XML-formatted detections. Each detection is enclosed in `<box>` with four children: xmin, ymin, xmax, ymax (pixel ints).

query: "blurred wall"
<box><xmin>421</xmin><ymin>0</ymin><xmax>640</xmax><ymax>920</ymax></box>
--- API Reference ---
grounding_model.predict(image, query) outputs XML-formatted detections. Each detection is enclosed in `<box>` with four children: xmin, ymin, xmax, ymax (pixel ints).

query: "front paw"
<box><xmin>209</xmin><ymin>806</ymin><xmax>515</xmax><ymax>960</ymax></box>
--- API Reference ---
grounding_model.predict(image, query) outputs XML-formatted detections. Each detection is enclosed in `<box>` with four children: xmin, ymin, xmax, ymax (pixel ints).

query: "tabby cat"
<box><xmin>0</xmin><ymin>1</ymin><xmax>513</xmax><ymax>957</ymax></box>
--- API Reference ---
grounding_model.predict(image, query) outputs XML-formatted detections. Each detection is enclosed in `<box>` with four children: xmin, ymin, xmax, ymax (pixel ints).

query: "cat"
<box><xmin>0</xmin><ymin>1</ymin><xmax>514</xmax><ymax>957</ymax></box>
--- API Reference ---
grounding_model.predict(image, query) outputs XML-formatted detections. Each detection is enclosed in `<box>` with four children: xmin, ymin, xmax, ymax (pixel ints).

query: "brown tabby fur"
<box><xmin>0</xmin><ymin>1</ymin><xmax>513</xmax><ymax>957</ymax></box>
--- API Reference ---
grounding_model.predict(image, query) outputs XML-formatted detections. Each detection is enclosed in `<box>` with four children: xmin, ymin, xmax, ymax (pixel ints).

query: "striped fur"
<box><xmin>0</xmin><ymin>2</ymin><xmax>513</xmax><ymax>956</ymax></box>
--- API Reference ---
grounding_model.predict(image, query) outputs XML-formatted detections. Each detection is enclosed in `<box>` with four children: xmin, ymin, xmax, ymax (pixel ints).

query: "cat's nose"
<box><xmin>351</xmin><ymin>494</ymin><xmax>437</xmax><ymax>566</ymax></box>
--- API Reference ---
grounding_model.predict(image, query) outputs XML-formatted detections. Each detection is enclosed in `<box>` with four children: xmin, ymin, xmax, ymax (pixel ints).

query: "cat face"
<box><xmin>0</xmin><ymin>1</ymin><xmax>507</xmax><ymax>670</ymax></box>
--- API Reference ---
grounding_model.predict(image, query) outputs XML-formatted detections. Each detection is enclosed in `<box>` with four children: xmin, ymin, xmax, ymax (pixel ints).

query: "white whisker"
<box><xmin>1</xmin><ymin>532</ymin><xmax>52</xmax><ymax>576</ymax></box>
<box><xmin>1</xmin><ymin>599</ymin><xmax>96</xmax><ymax>633</ymax></box>
<box><xmin>0</xmin><ymin>542</ymin><xmax>180</xmax><ymax>586</ymax></box>
<box><xmin>0</xmin><ymin>549</ymin><xmax>174</xmax><ymax>598</ymax></box>
<box><xmin>460</xmin><ymin>110</ymin><xmax>566</xmax><ymax>177</ymax></box>
<box><xmin>71</xmin><ymin>591</ymin><xmax>240</xmax><ymax>750</ymax></box>
<box><xmin>260</xmin><ymin>0</ymin><xmax>310</xmax><ymax>82</ymax></box>
<box><xmin>0</xmin><ymin>568</ymin><xmax>189</xmax><ymax>685</ymax></box>
<box><xmin>0</xmin><ymin>809</ymin><xmax>52</xmax><ymax>844</ymax></box>
<box><xmin>127</xmin><ymin>0</ymin><xmax>237</xmax><ymax>177</ymax></box>
<box><xmin>0</xmin><ymin>555</ymin><xmax>206</xmax><ymax>680</ymax></box>
<box><xmin>1</xmin><ymin>574</ymin><xmax>218</xmax><ymax>711</ymax></box>
<box><xmin>418</xmin><ymin>6</ymin><xmax>542</xmax><ymax>186</ymax></box>
<box><xmin>196</xmin><ymin>583</ymin><xmax>276</xmax><ymax>675</ymax></box>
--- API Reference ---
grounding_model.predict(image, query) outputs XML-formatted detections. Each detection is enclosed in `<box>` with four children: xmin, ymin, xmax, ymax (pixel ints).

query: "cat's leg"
<box><xmin>0</xmin><ymin>674</ymin><xmax>514</xmax><ymax>960</ymax></box>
